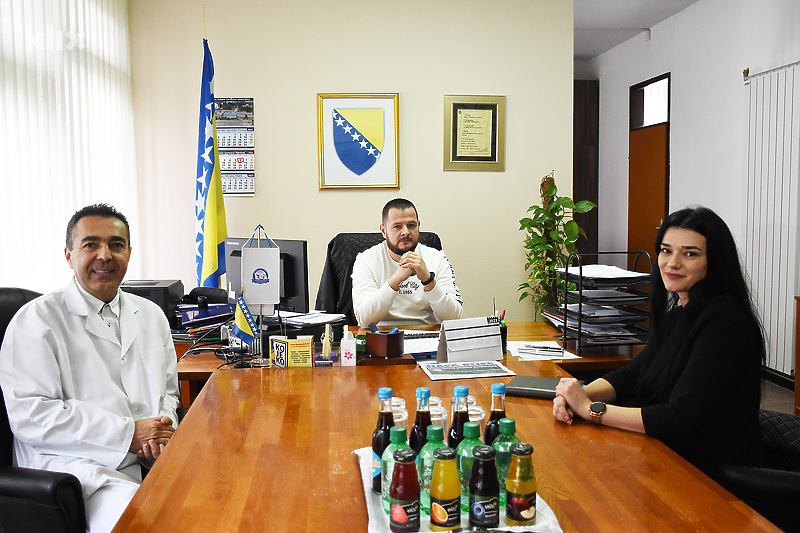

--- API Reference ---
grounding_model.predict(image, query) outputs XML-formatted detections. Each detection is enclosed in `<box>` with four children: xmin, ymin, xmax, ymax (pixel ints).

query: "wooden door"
<box><xmin>627</xmin><ymin>123</ymin><xmax>668</xmax><ymax>271</ymax></box>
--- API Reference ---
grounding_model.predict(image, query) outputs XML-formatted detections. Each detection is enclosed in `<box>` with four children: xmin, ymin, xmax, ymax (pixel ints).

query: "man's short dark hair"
<box><xmin>66</xmin><ymin>203</ymin><xmax>130</xmax><ymax>249</ymax></box>
<box><xmin>382</xmin><ymin>198</ymin><xmax>418</xmax><ymax>222</ymax></box>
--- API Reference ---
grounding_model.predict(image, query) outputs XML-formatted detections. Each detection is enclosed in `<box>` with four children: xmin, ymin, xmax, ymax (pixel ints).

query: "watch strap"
<box><xmin>421</xmin><ymin>271</ymin><xmax>435</xmax><ymax>286</ymax></box>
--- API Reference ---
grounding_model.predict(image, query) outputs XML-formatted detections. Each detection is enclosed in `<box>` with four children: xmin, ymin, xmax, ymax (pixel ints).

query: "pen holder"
<box><xmin>500</xmin><ymin>324</ymin><xmax>508</xmax><ymax>354</ymax></box>
<box><xmin>365</xmin><ymin>331</ymin><xmax>404</xmax><ymax>358</ymax></box>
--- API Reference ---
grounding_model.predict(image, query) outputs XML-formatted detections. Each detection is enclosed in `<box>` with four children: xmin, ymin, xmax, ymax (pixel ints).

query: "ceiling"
<box><xmin>574</xmin><ymin>0</ymin><xmax>701</xmax><ymax>61</ymax></box>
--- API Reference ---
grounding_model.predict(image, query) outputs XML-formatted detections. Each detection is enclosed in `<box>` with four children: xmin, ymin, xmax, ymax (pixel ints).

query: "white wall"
<box><xmin>127</xmin><ymin>0</ymin><xmax>574</xmax><ymax>321</ymax></box>
<box><xmin>590</xmin><ymin>0</ymin><xmax>800</xmax><ymax>256</ymax></box>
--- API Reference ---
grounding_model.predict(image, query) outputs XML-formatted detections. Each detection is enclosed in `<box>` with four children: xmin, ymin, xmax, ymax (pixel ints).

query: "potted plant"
<box><xmin>518</xmin><ymin>172</ymin><xmax>596</xmax><ymax>319</ymax></box>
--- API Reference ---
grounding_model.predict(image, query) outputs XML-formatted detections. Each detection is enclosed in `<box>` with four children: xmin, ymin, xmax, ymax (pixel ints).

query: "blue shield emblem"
<box><xmin>332</xmin><ymin>109</ymin><xmax>384</xmax><ymax>175</ymax></box>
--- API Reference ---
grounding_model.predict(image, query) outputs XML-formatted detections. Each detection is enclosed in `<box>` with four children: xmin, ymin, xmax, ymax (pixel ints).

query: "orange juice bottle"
<box><xmin>429</xmin><ymin>447</ymin><xmax>461</xmax><ymax>531</ymax></box>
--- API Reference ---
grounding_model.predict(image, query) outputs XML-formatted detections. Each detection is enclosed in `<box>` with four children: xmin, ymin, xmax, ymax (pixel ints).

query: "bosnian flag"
<box><xmin>332</xmin><ymin>109</ymin><xmax>383</xmax><ymax>175</ymax></box>
<box><xmin>232</xmin><ymin>295</ymin><xmax>258</xmax><ymax>345</ymax></box>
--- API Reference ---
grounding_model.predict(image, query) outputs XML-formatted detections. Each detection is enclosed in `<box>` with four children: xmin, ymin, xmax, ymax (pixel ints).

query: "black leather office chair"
<box><xmin>716</xmin><ymin>409</ymin><xmax>800</xmax><ymax>533</ymax></box>
<box><xmin>315</xmin><ymin>232</ymin><xmax>443</xmax><ymax>325</ymax></box>
<box><xmin>0</xmin><ymin>287</ymin><xmax>87</xmax><ymax>533</ymax></box>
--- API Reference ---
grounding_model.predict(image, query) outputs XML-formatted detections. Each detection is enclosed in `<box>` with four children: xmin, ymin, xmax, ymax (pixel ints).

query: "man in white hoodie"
<box><xmin>352</xmin><ymin>198</ymin><xmax>463</xmax><ymax>326</ymax></box>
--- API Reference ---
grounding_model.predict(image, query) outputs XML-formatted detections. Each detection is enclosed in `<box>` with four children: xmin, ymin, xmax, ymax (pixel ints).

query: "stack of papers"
<box><xmin>265</xmin><ymin>311</ymin><xmax>346</xmax><ymax>327</ymax></box>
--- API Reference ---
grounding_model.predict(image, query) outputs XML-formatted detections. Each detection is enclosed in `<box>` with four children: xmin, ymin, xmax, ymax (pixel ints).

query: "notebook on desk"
<box><xmin>401</xmin><ymin>330</ymin><xmax>440</xmax><ymax>359</ymax></box>
<box><xmin>506</xmin><ymin>375</ymin><xmax>584</xmax><ymax>400</ymax></box>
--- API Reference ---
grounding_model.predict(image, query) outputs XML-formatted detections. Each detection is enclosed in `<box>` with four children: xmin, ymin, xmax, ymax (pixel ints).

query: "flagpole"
<box><xmin>203</xmin><ymin>4</ymin><xmax>207</xmax><ymax>39</ymax></box>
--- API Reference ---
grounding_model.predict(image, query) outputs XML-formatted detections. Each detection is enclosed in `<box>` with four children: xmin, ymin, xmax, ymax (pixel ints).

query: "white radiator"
<box><xmin>744</xmin><ymin>61</ymin><xmax>800</xmax><ymax>376</ymax></box>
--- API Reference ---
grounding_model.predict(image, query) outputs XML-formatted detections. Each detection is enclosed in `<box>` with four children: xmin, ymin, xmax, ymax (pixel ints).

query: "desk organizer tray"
<box><xmin>354</xmin><ymin>447</ymin><xmax>563</xmax><ymax>533</ymax></box>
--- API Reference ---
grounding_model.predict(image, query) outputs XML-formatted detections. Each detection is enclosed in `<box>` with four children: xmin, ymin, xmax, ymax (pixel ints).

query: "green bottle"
<box><xmin>382</xmin><ymin>426</ymin><xmax>411</xmax><ymax>514</ymax></box>
<box><xmin>417</xmin><ymin>424</ymin><xmax>445</xmax><ymax>515</ymax></box>
<box><xmin>492</xmin><ymin>418</ymin><xmax>521</xmax><ymax>506</ymax></box>
<box><xmin>455</xmin><ymin>421</ymin><xmax>484</xmax><ymax>512</ymax></box>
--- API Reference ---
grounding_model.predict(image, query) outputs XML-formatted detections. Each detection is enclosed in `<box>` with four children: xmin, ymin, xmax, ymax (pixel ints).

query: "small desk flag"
<box><xmin>232</xmin><ymin>295</ymin><xmax>258</xmax><ymax>345</ymax></box>
<box><xmin>195</xmin><ymin>38</ymin><xmax>228</xmax><ymax>288</ymax></box>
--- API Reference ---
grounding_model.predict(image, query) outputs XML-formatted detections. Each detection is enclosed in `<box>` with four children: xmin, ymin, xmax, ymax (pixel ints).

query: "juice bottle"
<box><xmin>389</xmin><ymin>448</ymin><xmax>421</xmax><ymax>533</ymax></box>
<box><xmin>468</xmin><ymin>445</ymin><xmax>500</xmax><ymax>528</ymax></box>
<box><xmin>409</xmin><ymin>387</ymin><xmax>432</xmax><ymax>453</ymax></box>
<box><xmin>505</xmin><ymin>442</ymin><xmax>537</xmax><ymax>526</ymax></box>
<box><xmin>447</xmin><ymin>385</ymin><xmax>469</xmax><ymax>449</ymax></box>
<box><xmin>417</xmin><ymin>424</ymin><xmax>445</xmax><ymax>515</ymax></box>
<box><xmin>491</xmin><ymin>417</ymin><xmax>521</xmax><ymax>506</ymax></box>
<box><xmin>455</xmin><ymin>422</ymin><xmax>483</xmax><ymax>511</ymax></box>
<box><xmin>372</xmin><ymin>387</ymin><xmax>394</xmax><ymax>493</ymax></box>
<box><xmin>382</xmin><ymin>426</ymin><xmax>411</xmax><ymax>514</ymax></box>
<box><xmin>429</xmin><ymin>447</ymin><xmax>461</xmax><ymax>531</ymax></box>
<box><xmin>483</xmin><ymin>383</ymin><xmax>507</xmax><ymax>445</ymax></box>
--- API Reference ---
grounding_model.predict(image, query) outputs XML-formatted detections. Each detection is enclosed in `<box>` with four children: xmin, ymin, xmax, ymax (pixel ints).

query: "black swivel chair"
<box><xmin>716</xmin><ymin>409</ymin><xmax>800</xmax><ymax>533</ymax></box>
<box><xmin>0</xmin><ymin>287</ymin><xmax>87</xmax><ymax>533</ymax></box>
<box><xmin>315</xmin><ymin>232</ymin><xmax>443</xmax><ymax>325</ymax></box>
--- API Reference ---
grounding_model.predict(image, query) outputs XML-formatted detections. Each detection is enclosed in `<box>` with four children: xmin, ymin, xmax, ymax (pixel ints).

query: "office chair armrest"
<box><xmin>716</xmin><ymin>463</ymin><xmax>800</xmax><ymax>502</ymax></box>
<box><xmin>0</xmin><ymin>465</ymin><xmax>83</xmax><ymax>506</ymax></box>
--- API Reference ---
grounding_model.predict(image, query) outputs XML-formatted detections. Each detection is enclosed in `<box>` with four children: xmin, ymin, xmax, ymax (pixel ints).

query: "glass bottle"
<box><xmin>491</xmin><ymin>417</ymin><xmax>521</xmax><ymax>506</ymax></box>
<box><xmin>389</xmin><ymin>448</ymin><xmax>421</xmax><ymax>533</ymax></box>
<box><xmin>429</xmin><ymin>447</ymin><xmax>461</xmax><ymax>531</ymax></box>
<box><xmin>455</xmin><ymin>421</ymin><xmax>483</xmax><ymax>512</ymax></box>
<box><xmin>468</xmin><ymin>445</ymin><xmax>500</xmax><ymax>528</ymax></box>
<box><xmin>505</xmin><ymin>442</ymin><xmax>537</xmax><ymax>526</ymax></box>
<box><xmin>417</xmin><ymin>424</ymin><xmax>445</xmax><ymax>515</ymax></box>
<box><xmin>447</xmin><ymin>385</ymin><xmax>469</xmax><ymax>449</ymax></box>
<box><xmin>372</xmin><ymin>387</ymin><xmax>394</xmax><ymax>493</ymax></box>
<box><xmin>483</xmin><ymin>382</ymin><xmax>507</xmax><ymax>445</ymax></box>
<box><xmin>382</xmin><ymin>426</ymin><xmax>411</xmax><ymax>514</ymax></box>
<box><xmin>409</xmin><ymin>387</ymin><xmax>432</xmax><ymax>453</ymax></box>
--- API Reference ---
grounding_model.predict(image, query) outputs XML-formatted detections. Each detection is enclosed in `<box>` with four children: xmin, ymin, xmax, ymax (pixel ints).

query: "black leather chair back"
<box><xmin>0</xmin><ymin>288</ymin><xmax>41</xmax><ymax>466</ymax></box>
<box><xmin>315</xmin><ymin>232</ymin><xmax>442</xmax><ymax>325</ymax></box>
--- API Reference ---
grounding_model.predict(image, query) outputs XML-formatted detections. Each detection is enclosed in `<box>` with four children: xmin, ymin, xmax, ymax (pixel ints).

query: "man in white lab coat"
<box><xmin>0</xmin><ymin>204</ymin><xmax>180</xmax><ymax>532</ymax></box>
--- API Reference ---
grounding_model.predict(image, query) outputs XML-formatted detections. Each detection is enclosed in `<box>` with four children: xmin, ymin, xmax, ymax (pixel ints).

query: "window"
<box><xmin>630</xmin><ymin>74</ymin><xmax>670</xmax><ymax>130</ymax></box>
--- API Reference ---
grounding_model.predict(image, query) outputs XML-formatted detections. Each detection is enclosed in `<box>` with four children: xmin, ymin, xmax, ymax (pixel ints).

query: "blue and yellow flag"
<box><xmin>232</xmin><ymin>295</ymin><xmax>258</xmax><ymax>345</ymax></box>
<box><xmin>195</xmin><ymin>38</ymin><xmax>228</xmax><ymax>288</ymax></box>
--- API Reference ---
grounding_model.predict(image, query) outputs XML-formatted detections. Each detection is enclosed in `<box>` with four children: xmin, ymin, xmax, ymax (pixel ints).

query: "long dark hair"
<box><xmin>649</xmin><ymin>207</ymin><xmax>764</xmax><ymax>354</ymax></box>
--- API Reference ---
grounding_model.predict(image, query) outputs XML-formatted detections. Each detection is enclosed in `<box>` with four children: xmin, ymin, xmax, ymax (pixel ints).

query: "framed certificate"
<box><xmin>317</xmin><ymin>93</ymin><xmax>400</xmax><ymax>189</ymax></box>
<box><xmin>443</xmin><ymin>94</ymin><xmax>506</xmax><ymax>171</ymax></box>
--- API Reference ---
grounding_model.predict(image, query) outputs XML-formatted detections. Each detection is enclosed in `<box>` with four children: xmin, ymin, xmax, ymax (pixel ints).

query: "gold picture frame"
<box><xmin>317</xmin><ymin>93</ymin><xmax>400</xmax><ymax>189</ymax></box>
<box><xmin>443</xmin><ymin>94</ymin><xmax>506</xmax><ymax>171</ymax></box>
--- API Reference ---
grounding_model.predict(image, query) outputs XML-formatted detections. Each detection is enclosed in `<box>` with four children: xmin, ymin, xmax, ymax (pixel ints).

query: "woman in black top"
<box><xmin>553</xmin><ymin>206</ymin><xmax>764</xmax><ymax>473</ymax></box>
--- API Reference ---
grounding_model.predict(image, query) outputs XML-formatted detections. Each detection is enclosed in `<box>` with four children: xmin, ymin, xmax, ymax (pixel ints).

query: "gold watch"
<box><xmin>590</xmin><ymin>401</ymin><xmax>607</xmax><ymax>424</ymax></box>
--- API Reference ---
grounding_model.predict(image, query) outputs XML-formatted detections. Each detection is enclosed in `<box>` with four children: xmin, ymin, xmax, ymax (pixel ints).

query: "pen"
<box><xmin>368</xmin><ymin>321</ymin><xmax>379</xmax><ymax>333</ymax></box>
<box><xmin>524</xmin><ymin>345</ymin><xmax>564</xmax><ymax>352</ymax></box>
<box><xmin>388</xmin><ymin>327</ymin><xmax>399</xmax><ymax>334</ymax></box>
<box><xmin>500</xmin><ymin>310</ymin><xmax>506</xmax><ymax>321</ymax></box>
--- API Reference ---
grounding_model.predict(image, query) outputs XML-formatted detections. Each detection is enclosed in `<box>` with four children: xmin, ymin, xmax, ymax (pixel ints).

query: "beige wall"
<box><xmin>128</xmin><ymin>0</ymin><xmax>573</xmax><ymax>321</ymax></box>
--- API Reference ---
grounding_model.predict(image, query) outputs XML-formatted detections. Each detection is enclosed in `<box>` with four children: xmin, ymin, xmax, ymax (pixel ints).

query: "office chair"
<box><xmin>716</xmin><ymin>409</ymin><xmax>800</xmax><ymax>533</ymax></box>
<box><xmin>0</xmin><ymin>287</ymin><xmax>87</xmax><ymax>533</ymax></box>
<box><xmin>315</xmin><ymin>232</ymin><xmax>443</xmax><ymax>325</ymax></box>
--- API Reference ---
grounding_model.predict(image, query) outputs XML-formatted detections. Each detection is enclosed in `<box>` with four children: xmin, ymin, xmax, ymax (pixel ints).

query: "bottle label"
<box><xmin>468</xmin><ymin>493</ymin><xmax>499</xmax><ymax>527</ymax></box>
<box><xmin>389</xmin><ymin>498</ymin><xmax>420</xmax><ymax>531</ymax></box>
<box><xmin>430</xmin><ymin>495</ymin><xmax>460</xmax><ymax>528</ymax></box>
<box><xmin>506</xmin><ymin>490</ymin><xmax>536</xmax><ymax>524</ymax></box>
<box><xmin>372</xmin><ymin>450</ymin><xmax>381</xmax><ymax>482</ymax></box>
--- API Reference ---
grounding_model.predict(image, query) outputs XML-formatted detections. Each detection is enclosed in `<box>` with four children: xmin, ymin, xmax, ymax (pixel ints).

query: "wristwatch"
<box><xmin>421</xmin><ymin>271</ymin><xmax>435</xmax><ymax>286</ymax></box>
<box><xmin>589</xmin><ymin>401</ymin><xmax>607</xmax><ymax>424</ymax></box>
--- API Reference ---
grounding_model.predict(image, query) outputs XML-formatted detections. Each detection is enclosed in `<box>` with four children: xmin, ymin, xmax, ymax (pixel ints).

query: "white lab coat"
<box><xmin>0</xmin><ymin>278</ymin><xmax>180</xmax><ymax>504</ymax></box>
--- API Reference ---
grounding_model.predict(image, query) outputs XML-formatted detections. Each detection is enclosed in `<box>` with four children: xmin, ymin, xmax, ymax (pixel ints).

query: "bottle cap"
<box><xmin>453</xmin><ymin>385</ymin><xmax>469</xmax><ymax>398</ymax></box>
<box><xmin>393</xmin><ymin>448</ymin><xmax>417</xmax><ymax>463</ymax></box>
<box><xmin>472</xmin><ymin>444</ymin><xmax>496</xmax><ymax>460</ymax></box>
<box><xmin>416</xmin><ymin>387</ymin><xmax>431</xmax><ymax>399</ymax></box>
<box><xmin>463</xmin><ymin>421</ymin><xmax>480</xmax><ymax>438</ymax></box>
<box><xmin>499</xmin><ymin>417</ymin><xmax>516</xmax><ymax>434</ymax></box>
<box><xmin>491</xmin><ymin>383</ymin><xmax>506</xmax><ymax>395</ymax></box>
<box><xmin>378</xmin><ymin>387</ymin><xmax>393</xmax><ymax>399</ymax></box>
<box><xmin>389</xmin><ymin>425</ymin><xmax>407</xmax><ymax>443</ymax></box>
<box><xmin>433</xmin><ymin>447</ymin><xmax>456</xmax><ymax>460</ymax></box>
<box><xmin>510</xmin><ymin>442</ymin><xmax>534</xmax><ymax>456</ymax></box>
<box><xmin>426</xmin><ymin>424</ymin><xmax>444</xmax><ymax>441</ymax></box>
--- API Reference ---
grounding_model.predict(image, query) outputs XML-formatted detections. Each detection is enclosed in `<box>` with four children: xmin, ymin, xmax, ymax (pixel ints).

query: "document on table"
<box><xmin>507</xmin><ymin>340</ymin><xmax>580</xmax><ymax>361</ymax></box>
<box><xmin>418</xmin><ymin>360</ymin><xmax>515</xmax><ymax>381</ymax></box>
<box><xmin>401</xmin><ymin>330</ymin><xmax>440</xmax><ymax>357</ymax></box>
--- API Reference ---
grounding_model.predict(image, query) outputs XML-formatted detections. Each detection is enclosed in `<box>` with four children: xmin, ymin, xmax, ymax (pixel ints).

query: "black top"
<box><xmin>603</xmin><ymin>298</ymin><xmax>763</xmax><ymax>472</ymax></box>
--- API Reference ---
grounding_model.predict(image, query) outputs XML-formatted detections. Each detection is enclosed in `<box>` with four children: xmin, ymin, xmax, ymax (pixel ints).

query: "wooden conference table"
<box><xmin>113</xmin><ymin>322</ymin><xmax>778</xmax><ymax>532</ymax></box>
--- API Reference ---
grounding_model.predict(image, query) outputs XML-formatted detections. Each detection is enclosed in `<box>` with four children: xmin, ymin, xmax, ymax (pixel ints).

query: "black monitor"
<box><xmin>224</xmin><ymin>237</ymin><xmax>310</xmax><ymax>313</ymax></box>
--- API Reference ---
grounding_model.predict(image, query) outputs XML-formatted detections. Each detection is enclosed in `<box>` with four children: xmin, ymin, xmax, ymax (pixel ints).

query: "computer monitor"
<box><xmin>224</xmin><ymin>237</ymin><xmax>310</xmax><ymax>313</ymax></box>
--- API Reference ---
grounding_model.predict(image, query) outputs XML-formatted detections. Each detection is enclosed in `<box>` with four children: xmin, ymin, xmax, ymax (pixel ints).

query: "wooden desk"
<box><xmin>176</xmin><ymin>322</ymin><xmax>639</xmax><ymax>406</ymax></box>
<box><xmin>116</xmin><ymin>357</ymin><xmax>776</xmax><ymax>531</ymax></box>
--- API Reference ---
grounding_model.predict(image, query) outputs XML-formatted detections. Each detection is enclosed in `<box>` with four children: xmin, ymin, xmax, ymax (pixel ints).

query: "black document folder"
<box><xmin>505</xmin><ymin>375</ymin><xmax>584</xmax><ymax>400</ymax></box>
